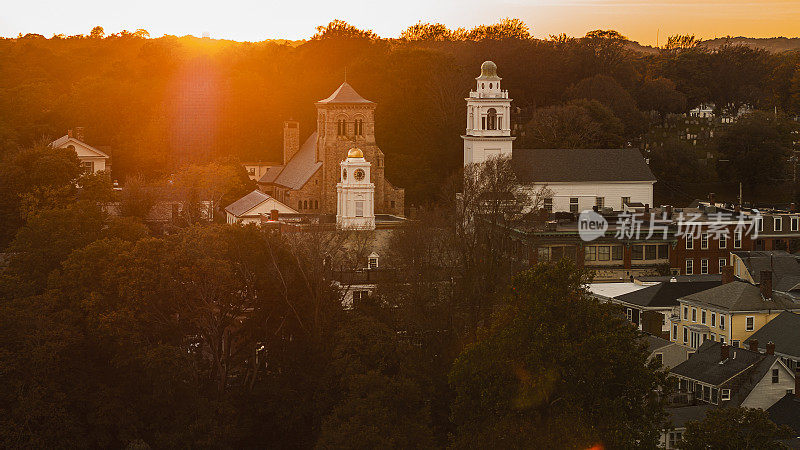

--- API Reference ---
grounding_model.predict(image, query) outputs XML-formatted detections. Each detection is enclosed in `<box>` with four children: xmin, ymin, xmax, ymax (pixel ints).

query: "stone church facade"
<box><xmin>257</xmin><ymin>82</ymin><xmax>404</xmax><ymax>217</ymax></box>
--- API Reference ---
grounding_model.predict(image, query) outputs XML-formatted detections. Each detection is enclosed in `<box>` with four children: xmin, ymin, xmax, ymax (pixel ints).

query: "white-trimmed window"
<box><xmin>701</xmin><ymin>233</ymin><xmax>709</xmax><ymax>249</ymax></box>
<box><xmin>756</xmin><ymin>217</ymin><xmax>763</xmax><ymax>232</ymax></box>
<box><xmin>734</xmin><ymin>231</ymin><xmax>742</xmax><ymax>249</ymax></box>
<box><xmin>692</xmin><ymin>308</ymin><xmax>697</xmax><ymax>322</ymax></box>
<box><xmin>719</xmin><ymin>258</ymin><xmax>727</xmax><ymax>272</ymax></box>
<box><xmin>683</xmin><ymin>327</ymin><xmax>688</xmax><ymax>343</ymax></box>
<box><xmin>701</xmin><ymin>259</ymin><xmax>709</xmax><ymax>274</ymax></box>
<box><xmin>368</xmin><ymin>255</ymin><xmax>379</xmax><ymax>269</ymax></box>
<box><xmin>701</xmin><ymin>310</ymin><xmax>707</xmax><ymax>324</ymax></box>
<box><xmin>543</xmin><ymin>197</ymin><xmax>553</xmax><ymax>212</ymax></box>
<box><xmin>711</xmin><ymin>313</ymin><xmax>716</xmax><ymax>327</ymax></box>
<box><xmin>774</xmin><ymin>217</ymin><xmax>783</xmax><ymax>232</ymax></box>
<box><xmin>772</xmin><ymin>368</ymin><xmax>780</xmax><ymax>383</ymax></box>
<box><xmin>673</xmin><ymin>324</ymin><xmax>678</xmax><ymax>341</ymax></box>
<box><xmin>719</xmin><ymin>234</ymin><xmax>727</xmax><ymax>249</ymax></box>
<box><xmin>686</xmin><ymin>238</ymin><xmax>694</xmax><ymax>250</ymax></box>
<box><xmin>720</xmin><ymin>315</ymin><xmax>726</xmax><ymax>330</ymax></box>
<box><xmin>621</xmin><ymin>196</ymin><xmax>630</xmax><ymax>207</ymax></box>
<box><xmin>683</xmin><ymin>306</ymin><xmax>688</xmax><ymax>320</ymax></box>
<box><xmin>686</xmin><ymin>259</ymin><xmax>694</xmax><ymax>275</ymax></box>
<box><xmin>792</xmin><ymin>216</ymin><xmax>799</xmax><ymax>232</ymax></box>
<box><xmin>721</xmin><ymin>389</ymin><xmax>731</xmax><ymax>401</ymax></box>
<box><xmin>626</xmin><ymin>308</ymin><xmax>633</xmax><ymax>321</ymax></box>
<box><xmin>570</xmin><ymin>197</ymin><xmax>579</xmax><ymax>213</ymax></box>
<box><xmin>595</xmin><ymin>197</ymin><xmax>605</xmax><ymax>209</ymax></box>
<box><xmin>746</xmin><ymin>316</ymin><xmax>755</xmax><ymax>331</ymax></box>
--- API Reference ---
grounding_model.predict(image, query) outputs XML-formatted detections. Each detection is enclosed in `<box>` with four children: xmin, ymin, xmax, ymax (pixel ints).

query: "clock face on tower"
<box><xmin>342</xmin><ymin>168</ymin><xmax>347</xmax><ymax>180</ymax></box>
<box><xmin>354</xmin><ymin>169</ymin><xmax>365</xmax><ymax>181</ymax></box>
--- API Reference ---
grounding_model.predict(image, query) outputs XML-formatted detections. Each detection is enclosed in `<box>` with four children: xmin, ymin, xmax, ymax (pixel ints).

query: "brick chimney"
<box><xmin>721</xmin><ymin>343</ymin><xmax>730</xmax><ymax>360</ymax></box>
<box><xmin>721</xmin><ymin>265</ymin><xmax>734</xmax><ymax>284</ymax></box>
<box><xmin>283</xmin><ymin>121</ymin><xmax>300</xmax><ymax>164</ymax></box>
<box><xmin>665</xmin><ymin>205</ymin><xmax>673</xmax><ymax>219</ymax></box>
<box><xmin>709</xmin><ymin>192</ymin><xmax>716</xmax><ymax>205</ymax></box>
<box><xmin>749</xmin><ymin>339</ymin><xmax>759</xmax><ymax>352</ymax></box>
<box><xmin>270</xmin><ymin>209</ymin><xmax>279</xmax><ymax>221</ymax></box>
<box><xmin>67</xmin><ymin>129</ymin><xmax>73</xmax><ymax>138</ymax></box>
<box><xmin>760</xmin><ymin>270</ymin><xmax>773</xmax><ymax>300</ymax></box>
<box><xmin>74</xmin><ymin>126</ymin><xmax>85</xmax><ymax>141</ymax></box>
<box><xmin>766</xmin><ymin>341</ymin><xmax>775</xmax><ymax>355</ymax></box>
<box><xmin>791</xmin><ymin>203</ymin><xmax>797</xmax><ymax>213</ymax></box>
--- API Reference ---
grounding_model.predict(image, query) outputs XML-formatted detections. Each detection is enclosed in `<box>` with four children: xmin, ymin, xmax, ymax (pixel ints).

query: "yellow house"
<box><xmin>670</xmin><ymin>269</ymin><xmax>800</xmax><ymax>349</ymax></box>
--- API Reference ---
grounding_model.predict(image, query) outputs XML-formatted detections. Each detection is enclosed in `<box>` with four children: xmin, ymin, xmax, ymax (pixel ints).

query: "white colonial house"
<box><xmin>462</xmin><ymin>62</ymin><xmax>656</xmax><ymax>213</ymax></box>
<box><xmin>50</xmin><ymin>128</ymin><xmax>110</xmax><ymax>174</ymax></box>
<box><xmin>225</xmin><ymin>189</ymin><xmax>298</xmax><ymax>225</ymax></box>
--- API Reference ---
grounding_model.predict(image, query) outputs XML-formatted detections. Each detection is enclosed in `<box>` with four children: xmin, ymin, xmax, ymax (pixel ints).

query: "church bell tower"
<box><xmin>462</xmin><ymin>61</ymin><xmax>514</xmax><ymax>166</ymax></box>
<box><xmin>336</xmin><ymin>148</ymin><xmax>375</xmax><ymax>230</ymax></box>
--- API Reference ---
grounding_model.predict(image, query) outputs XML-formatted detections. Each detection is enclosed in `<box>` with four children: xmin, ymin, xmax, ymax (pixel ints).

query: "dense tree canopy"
<box><xmin>449</xmin><ymin>261</ymin><xmax>669</xmax><ymax>449</ymax></box>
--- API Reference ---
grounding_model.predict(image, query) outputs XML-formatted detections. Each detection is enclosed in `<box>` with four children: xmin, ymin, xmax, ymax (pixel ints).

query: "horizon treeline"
<box><xmin>2</xmin><ymin>19</ymin><xmax>800</xmax><ymax>204</ymax></box>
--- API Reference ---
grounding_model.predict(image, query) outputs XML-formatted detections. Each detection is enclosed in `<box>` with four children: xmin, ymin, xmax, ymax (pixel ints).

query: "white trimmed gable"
<box><xmin>741</xmin><ymin>359</ymin><xmax>796</xmax><ymax>410</ymax></box>
<box><xmin>51</xmin><ymin>135</ymin><xmax>110</xmax><ymax>174</ymax></box>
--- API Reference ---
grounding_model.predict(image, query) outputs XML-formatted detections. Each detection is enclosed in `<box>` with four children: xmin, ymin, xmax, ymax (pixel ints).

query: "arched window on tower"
<box><xmin>337</xmin><ymin>119</ymin><xmax>347</xmax><ymax>136</ymax></box>
<box><xmin>487</xmin><ymin>108</ymin><xmax>497</xmax><ymax>130</ymax></box>
<box><xmin>354</xmin><ymin>119</ymin><xmax>364</xmax><ymax>136</ymax></box>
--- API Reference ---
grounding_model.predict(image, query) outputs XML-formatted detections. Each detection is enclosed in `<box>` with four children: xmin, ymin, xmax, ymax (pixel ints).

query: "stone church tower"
<box><xmin>315</xmin><ymin>82</ymin><xmax>391</xmax><ymax>215</ymax></box>
<box><xmin>463</xmin><ymin>61</ymin><xmax>515</xmax><ymax>166</ymax></box>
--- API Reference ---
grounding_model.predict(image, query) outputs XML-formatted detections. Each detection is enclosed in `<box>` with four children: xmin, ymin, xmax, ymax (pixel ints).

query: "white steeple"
<box><xmin>462</xmin><ymin>61</ymin><xmax>514</xmax><ymax>166</ymax></box>
<box><xmin>336</xmin><ymin>148</ymin><xmax>375</xmax><ymax>230</ymax></box>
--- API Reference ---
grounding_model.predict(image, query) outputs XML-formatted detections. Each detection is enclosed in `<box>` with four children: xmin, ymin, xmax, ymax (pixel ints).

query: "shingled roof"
<box><xmin>617</xmin><ymin>280</ymin><xmax>722</xmax><ymax>308</ymax></box>
<box><xmin>732</xmin><ymin>251</ymin><xmax>800</xmax><ymax>292</ymax></box>
<box><xmin>671</xmin><ymin>340</ymin><xmax>772</xmax><ymax>387</ymax></box>
<box><xmin>512</xmin><ymin>148</ymin><xmax>656</xmax><ymax>183</ymax></box>
<box><xmin>225</xmin><ymin>190</ymin><xmax>270</xmax><ymax>217</ymax></box>
<box><xmin>258</xmin><ymin>132</ymin><xmax>323</xmax><ymax>190</ymax></box>
<box><xmin>745</xmin><ymin>311</ymin><xmax>800</xmax><ymax>359</ymax></box>
<box><xmin>680</xmin><ymin>280</ymin><xmax>800</xmax><ymax>312</ymax></box>
<box><xmin>317</xmin><ymin>82</ymin><xmax>374</xmax><ymax>104</ymax></box>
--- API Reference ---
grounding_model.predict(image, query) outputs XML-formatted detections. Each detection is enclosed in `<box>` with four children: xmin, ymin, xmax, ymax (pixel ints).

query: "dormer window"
<box><xmin>368</xmin><ymin>252</ymin><xmax>379</xmax><ymax>269</ymax></box>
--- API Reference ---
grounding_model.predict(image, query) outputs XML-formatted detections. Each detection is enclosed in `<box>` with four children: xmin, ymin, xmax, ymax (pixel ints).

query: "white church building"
<box><xmin>463</xmin><ymin>61</ymin><xmax>656</xmax><ymax>212</ymax></box>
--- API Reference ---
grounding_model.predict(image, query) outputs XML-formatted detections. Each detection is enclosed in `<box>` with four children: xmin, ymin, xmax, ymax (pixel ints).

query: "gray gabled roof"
<box><xmin>767</xmin><ymin>394</ymin><xmax>800</xmax><ymax>434</ymax></box>
<box><xmin>645</xmin><ymin>334</ymin><xmax>673</xmax><ymax>352</ymax></box>
<box><xmin>681</xmin><ymin>280</ymin><xmax>800</xmax><ymax>312</ymax></box>
<box><xmin>667</xmin><ymin>405</ymin><xmax>712</xmax><ymax>429</ymax></box>
<box><xmin>512</xmin><ymin>148</ymin><xmax>656</xmax><ymax>183</ymax></box>
<box><xmin>745</xmin><ymin>311</ymin><xmax>800</xmax><ymax>359</ymax></box>
<box><xmin>317</xmin><ymin>82</ymin><xmax>373</xmax><ymax>104</ymax></box>
<box><xmin>618</xmin><ymin>281</ymin><xmax>722</xmax><ymax>308</ymax></box>
<box><xmin>225</xmin><ymin>189</ymin><xmax>270</xmax><ymax>217</ymax></box>
<box><xmin>671</xmin><ymin>340</ymin><xmax>769</xmax><ymax>387</ymax></box>
<box><xmin>258</xmin><ymin>132</ymin><xmax>322</xmax><ymax>190</ymax></box>
<box><xmin>732</xmin><ymin>251</ymin><xmax>800</xmax><ymax>292</ymax></box>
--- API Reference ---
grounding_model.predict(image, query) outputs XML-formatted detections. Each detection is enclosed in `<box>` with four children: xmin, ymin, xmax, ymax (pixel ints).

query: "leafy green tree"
<box><xmin>648</xmin><ymin>136</ymin><xmax>705</xmax><ymax>182</ymax></box>
<box><xmin>636</xmin><ymin>77</ymin><xmax>688</xmax><ymax>122</ymax></box>
<box><xmin>524</xmin><ymin>99</ymin><xmax>624</xmax><ymax>148</ymax></box>
<box><xmin>119</xmin><ymin>174</ymin><xmax>158</xmax><ymax>219</ymax></box>
<box><xmin>679</xmin><ymin>407</ymin><xmax>793</xmax><ymax>450</ymax></box>
<box><xmin>716</xmin><ymin>111</ymin><xmax>795</xmax><ymax>189</ymax></box>
<box><xmin>312</xmin><ymin>20</ymin><xmax>378</xmax><ymax>40</ymax></box>
<box><xmin>0</xmin><ymin>141</ymin><xmax>82</xmax><ymax>247</ymax></box>
<box><xmin>4</xmin><ymin>202</ymin><xmax>104</xmax><ymax>296</ymax></box>
<box><xmin>464</xmin><ymin>18</ymin><xmax>531</xmax><ymax>41</ymax></box>
<box><xmin>78</xmin><ymin>170</ymin><xmax>116</xmax><ymax>204</ymax></box>
<box><xmin>449</xmin><ymin>261</ymin><xmax>668</xmax><ymax>449</ymax></box>
<box><xmin>567</xmin><ymin>74</ymin><xmax>645</xmax><ymax>137</ymax></box>
<box><xmin>316</xmin><ymin>316</ymin><xmax>436</xmax><ymax>449</ymax></box>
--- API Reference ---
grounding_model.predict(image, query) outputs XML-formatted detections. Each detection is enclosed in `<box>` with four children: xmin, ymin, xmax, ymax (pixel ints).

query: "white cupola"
<box><xmin>336</xmin><ymin>148</ymin><xmax>376</xmax><ymax>230</ymax></box>
<box><xmin>462</xmin><ymin>61</ymin><xmax>515</xmax><ymax>166</ymax></box>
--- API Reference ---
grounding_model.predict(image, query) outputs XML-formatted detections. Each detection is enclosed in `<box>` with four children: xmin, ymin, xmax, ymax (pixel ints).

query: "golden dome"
<box><xmin>347</xmin><ymin>148</ymin><xmax>364</xmax><ymax>158</ymax></box>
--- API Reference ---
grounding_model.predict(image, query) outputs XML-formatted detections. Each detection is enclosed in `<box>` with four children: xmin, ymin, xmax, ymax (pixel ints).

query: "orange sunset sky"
<box><xmin>2</xmin><ymin>0</ymin><xmax>799</xmax><ymax>45</ymax></box>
